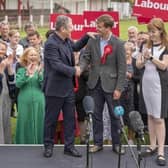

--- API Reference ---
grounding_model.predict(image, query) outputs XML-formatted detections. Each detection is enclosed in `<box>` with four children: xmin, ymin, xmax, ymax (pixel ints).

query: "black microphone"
<box><xmin>82</xmin><ymin>96</ymin><xmax>95</xmax><ymax>123</ymax></box>
<box><xmin>129</xmin><ymin>111</ymin><xmax>145</xmax><ymax>142</ymax></box>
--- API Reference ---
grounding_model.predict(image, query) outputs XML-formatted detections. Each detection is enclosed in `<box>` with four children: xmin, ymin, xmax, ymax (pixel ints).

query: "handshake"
<box><xmin>75</xmin><ymin>66</ymin><xmax>81</xmax><ymax>77</ymax></box>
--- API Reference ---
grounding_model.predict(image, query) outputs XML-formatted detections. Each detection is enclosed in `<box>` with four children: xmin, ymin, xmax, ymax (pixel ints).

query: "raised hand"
<box><xmin>26</xmin><ymin>63</ymin><xmax>37</xmax><ymax>77</ymax></box>
<box><xmin>0</xmin><ymin>60</ymin><xmax>7</xmax><ymax>74</ymax></box>
<box><xmin>143</xmin><ymin>48</ymin><xmax>151</xmax><ymax>60</ymax></box>
<box><xmin>5</xmin><ymin>54</ymin><xmax>14</xmax><ymax>67</ymax></box>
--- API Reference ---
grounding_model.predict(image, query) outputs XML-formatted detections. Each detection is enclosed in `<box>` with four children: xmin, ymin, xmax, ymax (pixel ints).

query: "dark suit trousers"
<box><xmin>44</xmin><ymin>92</ymin><xmax>75</xmax><ymax>150</ymax></box>
<box><xmin>90</xmin><ymin>80</ymin><xmax>121</xmax><ymax>146</ymax></box>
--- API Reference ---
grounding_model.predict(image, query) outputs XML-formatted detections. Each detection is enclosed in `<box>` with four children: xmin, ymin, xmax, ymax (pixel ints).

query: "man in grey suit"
<box><xmin>80</xmin><ymin>14</ymin><xmax>126</xmax><ymax>154</ymax></box>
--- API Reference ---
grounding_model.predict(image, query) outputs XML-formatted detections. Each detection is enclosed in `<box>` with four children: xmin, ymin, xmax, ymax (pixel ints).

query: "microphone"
<box><xmin>114</xmin><ymin>105</ymin><xmax>125</xmax><ymax>127</ymax></box>
<box><xmin>129</xmin><ymin>111</ymin><xmax>145</xmax><ymax>142</ymax></box>
<box><xmin>83</xmin><ymin>96</ymin><xmax>95</xmax><ymax>123</ymax></box>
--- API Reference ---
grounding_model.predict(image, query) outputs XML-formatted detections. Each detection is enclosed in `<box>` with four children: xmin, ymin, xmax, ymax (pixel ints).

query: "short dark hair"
<box><xmin>96</xmin><ymin>14</ymin><xmax>114</xmax><ymax>28</ymax></box>
<box><xmin>28</xmin><ymin>31</ymin><xmax>40</xmax><ymax>38</ymax></box>
<box><xmin>55</xmin><ymin>15</ymin><xmax>71</xmax><ymax>31</ymax></box>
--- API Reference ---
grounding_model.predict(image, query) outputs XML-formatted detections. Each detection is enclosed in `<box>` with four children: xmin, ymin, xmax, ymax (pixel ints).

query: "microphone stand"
<box><xmin>135</xmin><ymin>133</ymin><xmax>144</xmax><ymax>168</ymax></box>
<box><xmin>85</xmin><ymin>116</ymin><xmax>92</xmax><ymax>168</ymax></box>
<box><xmin>118</xmin><ymin>120</ymin><xmax>140</xmax><ymax>168</ymax></box>
<box><xmin>117</xmin><ymin>129</ymin><xmax>122</xmax><ymax>168</ymax></box>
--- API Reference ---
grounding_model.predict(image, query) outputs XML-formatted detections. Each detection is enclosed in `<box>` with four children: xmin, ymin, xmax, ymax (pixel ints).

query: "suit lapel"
<box><xmin>95</xmin><ymin>36</ymin><xmax>101</xmax><ymax>57</ymax></box>
<box><xmin>60</xmin><ymin>44</ymin><xmax>72</xmax><ymax>65</ymax></box>
<box><xmin>54</xmin><ymin>33</ymin><xmax>73</xmax><ymax>65</ymax></box>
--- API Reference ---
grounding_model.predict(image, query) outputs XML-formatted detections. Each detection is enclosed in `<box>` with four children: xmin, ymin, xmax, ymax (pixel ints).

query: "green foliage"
<box><xmin>119</xmin><ymin>19</ymin><xmax>147</xmax><ymax>40</ymax></box>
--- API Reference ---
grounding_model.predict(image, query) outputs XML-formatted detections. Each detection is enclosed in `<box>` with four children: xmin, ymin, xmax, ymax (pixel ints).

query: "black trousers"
<box><xmin>90</xmin><ymin>80</ymin><xmax>121</xmax><ymax>146</ymax></box>
<box><xmin>44</xmin><ymin>92</ymin><xmax>75</xmax><ymax>150</ymax></box>
<box><xmin>165</xmin><ymin>118</ymin><xmax>168</xmax><ymax>145</ymax></box>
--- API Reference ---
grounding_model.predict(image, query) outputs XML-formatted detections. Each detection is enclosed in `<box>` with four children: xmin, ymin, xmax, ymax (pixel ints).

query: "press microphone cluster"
<box><xmin>129</xmin><ymin>111</ymin><xmax>145</xmax><ymax>142</ymax></box>
<box><xmin>82</xmin><ymin>96</ymin><xmax>95</xmax><ymax>123</ymax></box>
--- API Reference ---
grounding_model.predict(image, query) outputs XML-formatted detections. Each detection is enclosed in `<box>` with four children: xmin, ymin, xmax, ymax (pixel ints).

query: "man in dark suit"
<box><xmin>80</xmin><ymin>14</ymin><xmax>126</xmax><ymax>154</ymax></box>
<box><xmin>43</xmin><ymin>15</ymin><xmax>94</xmax><ymax>158</ymax></box>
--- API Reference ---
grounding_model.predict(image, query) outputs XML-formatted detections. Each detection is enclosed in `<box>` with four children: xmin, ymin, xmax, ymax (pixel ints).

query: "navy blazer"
<box><xmin>43</xmin><ymin>32</ymin><xmax>89</xmax><ymax>97</ymax></box>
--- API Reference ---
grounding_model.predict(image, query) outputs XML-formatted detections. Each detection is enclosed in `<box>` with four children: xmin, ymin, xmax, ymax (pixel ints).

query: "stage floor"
<box><xmin>0</xmin><ymin>145</ymin><xmax>167</xmax><ymax>168</ymax></box>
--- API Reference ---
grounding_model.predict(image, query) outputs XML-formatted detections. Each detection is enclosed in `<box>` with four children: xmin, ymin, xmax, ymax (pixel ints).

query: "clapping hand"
<box><xmin>5</xmin><ymin>54</ymin><xmax>14</xmax><ymax>67</ymax></box>
<box><xmin>143</xmin><ymin>48</ymin><xmax>151</xmax><ymax>60</ymax></box>
<box><xmin>0</xmin><ymin>59</ymin><xmax>7</xmax><ymax>74</ymax></box>
<box><xmin>26</xmin><ymin>63</ymin><xmax>37</xmax><ymax>77</ymax></box>
<box><xmin>0</xmin><ymin>55</ymin><xmax>14</xmax><ymax>75</ymax></box>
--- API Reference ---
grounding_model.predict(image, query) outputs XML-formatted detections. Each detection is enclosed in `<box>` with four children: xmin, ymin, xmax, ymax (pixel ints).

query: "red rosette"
<box><xmin>101</xmin><ymin>44</ymin><xmax>113</xmax><ymax>64</ymax></box>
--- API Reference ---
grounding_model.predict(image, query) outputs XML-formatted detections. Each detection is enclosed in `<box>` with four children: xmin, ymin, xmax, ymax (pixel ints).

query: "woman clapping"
<box><xmin>15</xmin><ymin>47</ymin><xmax>45</xmax><ymax>144</ymax></box>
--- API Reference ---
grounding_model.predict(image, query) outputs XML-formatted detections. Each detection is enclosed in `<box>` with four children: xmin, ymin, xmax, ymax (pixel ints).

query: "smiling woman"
<box><xmin>15</xmin><ymin>47</ymin><xmax>45</xmax><ymax>144</ymax></box>
<box><xmin>136</xmin><ymin>18</ymin><xmax>168</xmax><ymax>166</ymax></box>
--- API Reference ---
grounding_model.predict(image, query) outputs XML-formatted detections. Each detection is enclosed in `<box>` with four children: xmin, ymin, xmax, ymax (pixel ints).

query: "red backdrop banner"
<box><xmin>83</xmin><ymin>11</ymin><xmax>119</xmax><ymax>37</ymax></box>
<box><xmin>50</xmin><ymin>11</ymin><xmax>119</xmax><ymax>40</ymax></box>
<box><xmin>133</xmin><ymin>0</ymin><xmax>168</xmax><ymax>22</ymax></box>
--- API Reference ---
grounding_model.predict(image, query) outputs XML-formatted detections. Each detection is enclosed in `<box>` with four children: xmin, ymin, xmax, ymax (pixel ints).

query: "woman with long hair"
<box><xmin>136</xmin><ymin>18</ymin><xmax>168</xmax><ymax>166</ymax></box>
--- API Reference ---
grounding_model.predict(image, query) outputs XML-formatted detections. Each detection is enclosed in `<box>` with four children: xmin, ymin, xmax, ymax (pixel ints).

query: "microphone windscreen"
<box><xmin>114</xmin><ymin>106</ymin><xmax>124</xmax><ymax>116</ymax></box>
<box><xmin>82</xmin><ymin>96</ymin><xmax>95</xmax><ymax>114</ymax></box>
<box><xmin>129</xmin><ymin>111</ymin><xmax>144</xmax><ymax>132</ymax></box>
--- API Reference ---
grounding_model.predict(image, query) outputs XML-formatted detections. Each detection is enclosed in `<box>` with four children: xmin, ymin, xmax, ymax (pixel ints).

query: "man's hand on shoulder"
<box><xmin>86</xmin><ymin>32</ymin><xmax>99</xmax><ymax>39</ymax></box>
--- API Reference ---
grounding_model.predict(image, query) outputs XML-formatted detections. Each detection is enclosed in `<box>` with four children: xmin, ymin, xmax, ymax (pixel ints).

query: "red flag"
<box><xmin>132</xmin><ymin>0</ymin><xmax>168</xmax><ymax>22</ymax></box>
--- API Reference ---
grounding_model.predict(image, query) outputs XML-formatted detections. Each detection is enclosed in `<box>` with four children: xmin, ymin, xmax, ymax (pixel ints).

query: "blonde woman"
<box><xmin>15</xmin><ymin>47</ymin><xmax>44</xmax><ymax>144</ymax></box>
<box><xmin>136</xmin><ymin>18</ymin><xmax>168</xmax><ymax>166</ymax></box>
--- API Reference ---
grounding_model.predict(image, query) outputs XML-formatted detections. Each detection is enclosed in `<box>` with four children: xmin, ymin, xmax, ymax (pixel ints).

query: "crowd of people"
<box><xmin>0</xmin><ymin>15</ymin><xmax>168</xmax><ymax>166</ymax></box>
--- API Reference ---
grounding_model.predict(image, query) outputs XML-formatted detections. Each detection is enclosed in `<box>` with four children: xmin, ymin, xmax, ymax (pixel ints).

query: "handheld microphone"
<box><xmin>129</xmin><ymin>111</ymin><xmax>145</xmax><ymax>142</ymax></box>
<box><xmin>83</xmin><ymin>96</ymin><xmax>95</xmax><ymax>123</ymax></box>
<box><xmin>114</xmin><ymin>105</ymin><xmax>125</xmax><ymax>127</ymax></box>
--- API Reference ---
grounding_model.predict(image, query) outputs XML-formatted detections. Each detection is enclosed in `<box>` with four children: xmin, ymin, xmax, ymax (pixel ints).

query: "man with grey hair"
<box><xmin>127</xmin><ymin>26</ymin><xmax>138</xmax><ymax>44</ymax></box>
<box><xmin>43</xmin><ymin>15</ymin><xmax>95</xmax><ymax>158</ymax></box>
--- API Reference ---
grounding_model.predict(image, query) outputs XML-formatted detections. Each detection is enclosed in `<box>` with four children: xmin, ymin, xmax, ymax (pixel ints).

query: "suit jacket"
<box><xmin>43</xmin><ymin>33</ymin><xmax>89</xmax><ymax>97</ymax></box>
<box><xmin>80</xmin><ymin>35</ymin><xmax>126</xmax><ymax>93</ymax></box>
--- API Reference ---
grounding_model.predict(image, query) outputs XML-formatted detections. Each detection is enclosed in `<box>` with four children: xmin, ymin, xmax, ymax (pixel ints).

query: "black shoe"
<box><xmin>156</xmin><ymin>155</ymin><xmax>166</xmax><ymax>166</ymax></box>
<box><xmin>43</xmin><ymin>146</ymin><xmax>53</xmax><ymax>158</ymax></box>
<box><xmin>113</xmin><ymin>145</ymin><xmax>125</xmax><ymax>155</ymax></box>
<box><xmin>64</xmin><ymin>147</ymin><xmax>82</xmax><ymax>157</ymax></box>
<box><xmin>141</xmin><ymin>147</ymin><xmax>157</xmax><ymax>157</ymax></box>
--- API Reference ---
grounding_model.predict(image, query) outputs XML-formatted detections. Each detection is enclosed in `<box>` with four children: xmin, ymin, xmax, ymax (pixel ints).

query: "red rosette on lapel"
<box><xmin>101</xmin><ymin>44</ymin><xmax>113</xmax><ymax>64</ymax></box>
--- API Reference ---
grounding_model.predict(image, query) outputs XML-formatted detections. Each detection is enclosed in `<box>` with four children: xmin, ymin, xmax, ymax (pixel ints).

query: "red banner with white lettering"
<box><xmin>83</xmin><ymin>11</ymin><xmax>119</xmax><ymax>36</ymax></box>
<box><xmin>50</xmin><ymin>14</ymin><xmax>84</xmax><ymax>39</ymax></box>
<box><xmin>50</xmin><ymin>11</ymin><xmax>119</xmax><ymax>40</ymax></box>
<box><xmin>133</xmin><ymin>0</ymin><xmax>168</xmax><ymax>23</ymax></box>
